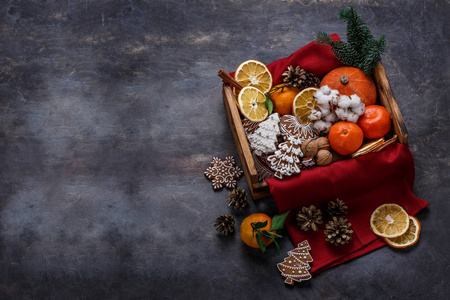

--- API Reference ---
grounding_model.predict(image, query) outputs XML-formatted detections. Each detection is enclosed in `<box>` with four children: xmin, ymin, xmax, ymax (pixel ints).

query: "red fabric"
<box><xmin>229</xmin><ymin>33</ymin><xmax>343</xmax><ymax>85</ymax></box>
<box><xmin>267</xmin><ymin>143</ymin><xmax>429</xmax><ymax>274</ymax></box>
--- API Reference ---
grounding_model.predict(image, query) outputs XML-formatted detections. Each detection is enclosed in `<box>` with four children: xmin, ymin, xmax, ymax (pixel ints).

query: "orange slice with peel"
<box><xmin>292</xmin><ymin>87</ymin><xmax>319</xmax><ymax>124</ymax></box>
<box><xmin>384</xmin><ymin>216</ymin><xmax>421</xmax><ymax>248</ymax></box>
<box><xmin>237</xmin><ymin>86</ymin><xmax>268</xmax><ymax>122</ymax></box>
<box><xmin>370</xmin><ymin>204</ymin><xmax>409</xmax><ymax>238</ymax></box>
<box><xmin>234</xmin><ymin>60</ymin><xmax>273</xmax><ymax>94</ymax></box>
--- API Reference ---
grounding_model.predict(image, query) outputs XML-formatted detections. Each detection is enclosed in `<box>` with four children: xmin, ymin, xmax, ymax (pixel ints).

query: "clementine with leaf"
<box><xmin>240</xmin><ymin>213</ymin><xmax>275</xmax><ymax>249</ymax></box>
<box><xmin>268</xmin><ymin>84</ymin><xmax>300</xmax><ymax>115</ymax></box>
<box><xmin>328</xmin><ymin>121</ymin><xmax>364</xmax><ymax>156</ymax></box>
<box><xmin>240</xmin><ymin>211</ymin><xmax>290</xmax><ymax>253</ymax></box>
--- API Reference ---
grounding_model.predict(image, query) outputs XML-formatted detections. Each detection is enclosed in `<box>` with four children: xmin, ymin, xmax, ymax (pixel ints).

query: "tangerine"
<box><xmin>240</xmin><ymin>213</ymin><xmax>275</xmax><ymax>249</ymax></box>
<box><xmin>328</xmin><ymin>121</ymin><xmax>364</xmax><ymax>156</ymax></box>
<box><xmin>269</xmin><ymin>84</ymin><xmax>300</xmax><ymax>115</ymax></box>
<box><xmin>357</xmin><ymin>105</ymin><xmax>392</xmax><ymax>139</ymax></box>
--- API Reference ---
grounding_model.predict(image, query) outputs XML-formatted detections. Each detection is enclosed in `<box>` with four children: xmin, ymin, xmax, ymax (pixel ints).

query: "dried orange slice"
<box><xmin>370</xmin><ymin>204</ymin><xmax>409</xmax><ymax>238</ymax></box>
<box><xmin>237</xmin><ymin>86</ymin><xmax>268</xmax><ymax>122</ymax></box>
<box><xmin>234</xmin><ymin>60</ymin><xmax>273</xmax><ymax>94</ymax></box>
<box><xmin>384</xmin><ymin>216</ymin><xmax>421</xmax><ymax>248</ymax></box>
<box><xmin>292</xmin><ymin>87</ymin><xmax>319</xmax><ymax>124</ymax></box>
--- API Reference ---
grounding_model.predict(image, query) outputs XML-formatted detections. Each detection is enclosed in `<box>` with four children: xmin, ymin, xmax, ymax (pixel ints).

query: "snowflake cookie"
<box><xmin>204</xmin><ymin>156</ymin><xmax>243</xmax><ymax>190</ymax></box>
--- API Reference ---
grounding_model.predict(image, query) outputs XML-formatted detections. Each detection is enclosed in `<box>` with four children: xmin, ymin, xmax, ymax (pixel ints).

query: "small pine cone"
<box><xmin>282</xmin><ymin>65</ymin><xmax>307</xmax><ymax>88</ymax></box>
<box><xmin>214</xmin><ymin>213</ymin><xmax>235</xmax><ymax>236</ymax></box>
<box><xmin>296</xmin><ymin>205</ymin><xmax>323</xmax><ymax>231</ymax></box>
<box><xmin>282</xmin><ymin>65</ymin><xmax>320</xmax><ymax>90</ymax></box>
<box><xmin>324</xmin><ymin>216</ymin><xmax>354</xmax><ymax>245</ymax></box>
<box><xmin>300</xmin><ymin>72</ymin><xmax>321</xmax><ymax>90</ymax></box>
<box><xmin>327</xmin><ymin>199</ymin><xmax>348</xmax><ymax>218</ymax></box>
<box><xmin>226</xmin><ymin>187</ymin><xmax>248</xmax><ymax>209</ymax></box>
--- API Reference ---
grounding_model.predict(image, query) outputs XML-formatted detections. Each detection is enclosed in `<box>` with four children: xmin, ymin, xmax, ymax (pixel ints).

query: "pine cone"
<box><xmin>327</xmin><ymin>199</ymin><xmax>348</xmax><ymax>218</ymax></box>
<box><xmin>282</xmin><ymin>65</ymin><xmax>321</xmax><ymax>90</ymax></box>
<box><xmin>324</xmin><ymin>216</ymin><xmax>354</xmax><ymax>245</ymax></box>
<box><xmin>214</xmin><ymin>213</ymin><xmax>235</xmax><ymax>236</ymax></box>
<box><xmin>226</xmin><ymin>187</ymin><xmax>248</xmax><ymax>209</ymax></box>
<box><xmin>296</xmin><ymin>205</ymin><xmax>323</xmax><ymax>231</ymax></box>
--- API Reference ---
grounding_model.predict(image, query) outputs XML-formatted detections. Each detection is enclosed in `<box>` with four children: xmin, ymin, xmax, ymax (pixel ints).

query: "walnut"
<box><xmin>315</xmin><ymin>137</ymin><xmax>331</xmax><ymax>151</ymax></box>
<box><xmin>315</xmin><ymin>149</ymin><xmax>333</xmax><ymax>166</ymax></box>
<box><xmin>300</xmin><ymin>139</ymin><xmax>318</xmax><ymax>158</ymax></box>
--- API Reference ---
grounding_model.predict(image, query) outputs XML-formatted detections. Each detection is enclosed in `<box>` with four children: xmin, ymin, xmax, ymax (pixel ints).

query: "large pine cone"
<box><xmin>324</xmin><ymin>216</ymin><xmax>353</xmax><ymax>245</ymax></box>
<box><xmin>327</xmin><ymin>199</ymin><xmax>348</xmax><ymax>218</ymax></box>
<box><xmin>296</xmin><ymin>205</ymin><xmax>323</xmax><ymax>231</ymax></box>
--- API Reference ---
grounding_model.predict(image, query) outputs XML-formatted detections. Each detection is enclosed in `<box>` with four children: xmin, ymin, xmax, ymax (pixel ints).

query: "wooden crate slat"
<box><xmin>373</xmin><ymin>63</ymin><xmax>408</xmax><ymax>144</ymax></box>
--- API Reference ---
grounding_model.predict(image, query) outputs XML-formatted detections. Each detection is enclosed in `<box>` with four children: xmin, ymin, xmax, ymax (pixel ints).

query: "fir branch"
<box><xmin>358</xmin><ymin>35</ymin><xmax>387</xmax><ymax>75</ymax></box>
<box><xmin>339</xmin><ymin>7</ymin><xmax>373</xmax><ymax>53</ymax></box>
<box><xmin>315</xmin><ymin>6</ymin><xmax>387</xmax><ymax>75</ymax></box>
<box><xmin>316</xmin><ymin>31</ymin><xmax>361</xmax><ymax>67</ymax></box>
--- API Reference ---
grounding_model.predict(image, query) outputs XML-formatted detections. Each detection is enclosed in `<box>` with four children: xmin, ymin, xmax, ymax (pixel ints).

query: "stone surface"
<box><xmin>0</xmin><ymin>0</ymin><xmax>448</xmax><ymax>298</ymax></box>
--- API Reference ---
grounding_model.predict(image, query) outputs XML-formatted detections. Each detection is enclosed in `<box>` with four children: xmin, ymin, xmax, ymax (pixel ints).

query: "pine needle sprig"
<box><xmin>316</xmin><ymin>6</ymin><xmax>387</xmax><ymax>75</ymax></box>
<box><xmin>338</xmin><ymin>7</ymin><xmax>373</xmax><ymax>53</ymax></box>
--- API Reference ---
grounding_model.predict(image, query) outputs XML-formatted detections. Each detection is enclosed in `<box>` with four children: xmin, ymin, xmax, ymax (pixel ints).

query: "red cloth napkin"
<box><xmin>229</xmin><ymin>33</ymin><xmax>343</xmax><ymax>84</ymax></box>
<box><xmin>267</xmin><ymin>143</ymin><xmax>429</xmax><ymax>274</ymax></box>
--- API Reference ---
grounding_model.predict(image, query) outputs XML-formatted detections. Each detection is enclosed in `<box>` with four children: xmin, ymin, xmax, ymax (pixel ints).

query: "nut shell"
<box><xmin>315</xmin><ymin>137</ymin><xmax>331</xmax><ymax>151</ymax></box>
<box><xmin>301</xmin><ymin>139</ymin><xmax>319</xmax><ymax>158</ymax></box>
<box><xmin>315</xmin><ymin>149</ymin><xmax>333</xmax><ymax>166</ymax></box>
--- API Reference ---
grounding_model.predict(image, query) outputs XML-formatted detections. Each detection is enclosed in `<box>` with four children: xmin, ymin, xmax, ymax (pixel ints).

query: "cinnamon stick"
<box><xmin>217</xmin><ymin>69</ymin><xmax>243</xmax><ymax>92</ymax></box>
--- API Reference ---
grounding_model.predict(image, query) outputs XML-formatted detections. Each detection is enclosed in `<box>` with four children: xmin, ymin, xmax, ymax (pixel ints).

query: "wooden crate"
<box><xmin>222</xmin><ymin>62</ymin><xmax>408</xmax><ymax>199</ymax></box>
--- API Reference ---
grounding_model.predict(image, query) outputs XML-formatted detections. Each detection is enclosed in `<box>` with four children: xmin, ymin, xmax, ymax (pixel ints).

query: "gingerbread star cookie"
<box><xmin>204</xmin><ymin>156</ymin><xmax>243</xmax><ymax>190</ymax></box>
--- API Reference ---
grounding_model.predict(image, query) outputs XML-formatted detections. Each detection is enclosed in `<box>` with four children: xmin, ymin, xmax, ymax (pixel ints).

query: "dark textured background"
<box><xmin>0</xmin><ymin>0</ymin><xmax>448</xmax><ymax>299</ymax></box>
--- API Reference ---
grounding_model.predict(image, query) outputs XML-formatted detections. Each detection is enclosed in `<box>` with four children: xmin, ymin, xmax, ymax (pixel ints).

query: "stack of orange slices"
<box><xmin>234</xmin><ymin>60</ymin><xmax>272</xmax><ymax>122</ymax></box>
<box><xmin>370</xmin><ymin>204</ymin><xmax>421</xmax><ymax>248</ymax></box>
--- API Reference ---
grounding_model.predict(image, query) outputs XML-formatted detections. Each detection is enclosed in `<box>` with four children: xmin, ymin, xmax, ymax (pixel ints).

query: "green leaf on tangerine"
<box><xmin>255</xmin><ymin>231</ymin><xmax>266</xmax><ymax>253</ymax></box>
<box><xmin>251</xmin><ymin>220</ymin><xmax>268</xmax><ymax>231</ymax></box>
<box><xmin>265</xmin><ymin>96</ymin><xmax>273</xmax><ymax>115</ymax></box>
<box><xmin>271</xmin><ymin>210</ymin><xmax>291</xmax><ymax>231</ymax></box>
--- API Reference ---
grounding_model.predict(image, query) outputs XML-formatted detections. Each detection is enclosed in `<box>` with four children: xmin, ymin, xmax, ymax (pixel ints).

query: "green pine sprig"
<box><xmin>316</xmin><ymin>6</ymin><xmax>387</xmax><ymax>75</ymax></box>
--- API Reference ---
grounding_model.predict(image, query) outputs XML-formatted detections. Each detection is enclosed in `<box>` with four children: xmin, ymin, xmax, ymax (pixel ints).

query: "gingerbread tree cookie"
<box><xmin>204</xmin><ymin>156</ymin><xmax>243</xmax><ymax>190</ymax></box>
<box><xmin>267</xmin><ymin>135</ymin><xmax>303</xmax><ymax>179</ymax></box>
<box><xmin>247</xmin><ymin>113</ymin><xmax>281</xmax><ymax>156</ymax></box>
<box><xmin>277</xmin><ymin>240</ymin><xmax>313</xmax><ymax>286</ymax></box>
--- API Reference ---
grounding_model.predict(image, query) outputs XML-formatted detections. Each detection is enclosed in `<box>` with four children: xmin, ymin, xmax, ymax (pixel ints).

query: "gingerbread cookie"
<box><xmin>204</xmin><ymin>156</ymin><xmax>243</xmax><ymax>190</ymax></box>
<box><xmin>279</xmin><ymin>115</ymin><xmax>318</xmax><ymax>142</ymax></box>
<box><xmin>242</xmin><ymin>119</ymin><xmax>260</xmax><ymax>136</ymax></box>
<box><xmin>267</xmin><ymin>135</ymin><xmax>303</xmax><ymax>179</ymax></box>
<box><xmin>252</xmin><ymin>152</ymin><xmax>275</xmax><ymax>182</ymax></box>
<box><xmin>301</xmin><ymin>157</ymin><xmax>316</xmax><ymax>169</ymax></box>
<box><xmin>277</xmin><ymin>240</ymin><xmax>313</xmax><ymax>286</ymax></box>
<box><xmin>247</xmin><ymin>113</ymin><xmax>281</xmax><ymax>156</ymax></box>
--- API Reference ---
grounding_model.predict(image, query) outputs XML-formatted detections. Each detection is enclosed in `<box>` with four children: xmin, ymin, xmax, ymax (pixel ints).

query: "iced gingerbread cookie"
<box><xmin>242</xmin><ymin>119</ymin><xmax>260</xmax><ymax>136</ymax></box>
<box><xmin>279</xmin><ymin>115</ymin><xmax>318</xmax><ymax>142</ymax></box>
<box><xmin>277</xmin><ymin>240</ymin><xmax>313</xmax><ymax>286</ymax></box>
<box><xmin>247</xmin><ymin>113</ymin><xmax>281</xmax><ymax>156</ymax></box>
<box><xmin>252</xmin><ymin>152</ymin><xmax>275</xmax><ymax>182</ymax></box>
<box><xmin>204</xmin><ymin>156</ymin><xmax>243</xmax><ymax>190</ymax></box>
<box><xmin>267</xmin><ymin>135</ymin><xmax>304</xmax><ymax>179</ymax></box>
